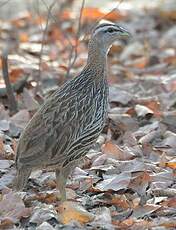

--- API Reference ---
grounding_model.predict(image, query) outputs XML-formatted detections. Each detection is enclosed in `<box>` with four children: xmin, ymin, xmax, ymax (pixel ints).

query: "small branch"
<box><xmin>84</xmin><ymin>0</ymin><xmax>125</xmax><ymax>39</ymax></box>
<box><xmin>66</xmin><ymin>0</ymin><xmax>124</xmax><ymax>77</ymax></box>
<box><xmin>0</xmin><ymin>0</ymin><xmax>11</xmax><ymax>8</ymax></box>
<box><xmin>0</xmin><ymin>76</ymin><xmax>28</xmax><ymax>97</ymax></box>
<box><xmin>34</xmin><ymin>0</ymin><xmax>58</xmax><ymax>95</ymax></box>
<box><xmin>66</xmin><ymin>0</ymin><xmax>85</xmax><ymax>78</ymax></box>
<box><xmin>1</xmin><ymin>53</ymin><xmax>18</xmax><ymax>115</ymax></box>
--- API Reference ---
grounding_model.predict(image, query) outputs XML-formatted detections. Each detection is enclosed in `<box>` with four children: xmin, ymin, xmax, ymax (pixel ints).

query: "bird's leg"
<box><xmin>55</xmin><ymin>161</ymin><xmax>77</xmax><ymax>201</ymax></box>
<box><xmin>55</xmin><ymin>169</ymin><xmax>67</xmax><ymax>201</ymax></box>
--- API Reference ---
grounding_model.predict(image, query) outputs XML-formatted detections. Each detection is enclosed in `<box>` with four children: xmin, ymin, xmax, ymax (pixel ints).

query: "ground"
<box><xmin>0</xmin><ymin>0</ymin><xmax>176</xmax><ymax>229</ymax></box>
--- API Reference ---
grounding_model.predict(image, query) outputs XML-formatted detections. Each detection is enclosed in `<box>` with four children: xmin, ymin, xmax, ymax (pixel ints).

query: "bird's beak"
<box><xmin>120</xmin><ymin>30</ymin><xmax>131</xmax><ymax>37</ymax></box>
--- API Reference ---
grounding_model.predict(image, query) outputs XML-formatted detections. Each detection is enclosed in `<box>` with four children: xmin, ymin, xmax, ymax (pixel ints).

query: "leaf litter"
<box><xmin>0</xmin><ymin>0</ymin><xmax>176</xmax><ymax>229</ymax></box>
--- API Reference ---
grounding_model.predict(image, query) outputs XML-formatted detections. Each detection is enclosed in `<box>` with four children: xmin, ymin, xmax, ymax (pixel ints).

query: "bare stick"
<box><xmin>66</xmin><ymin>0</ymin><xmax>85</xmax><ymax>78</ymax></box>
<box><xmin>66</xmin><ymin>0</ymin><xmax>123</xmax><ymax>77</ymax></box>
<box><xmin>0</xmin><ymin>0</ymin><xmax>11</xmax><ymax>8</ymax></box>
<box><xmin>34</xmin><ymin>0</ymin><xmax>58</xmax><ymax>94</ymax></box>
<box><xmin>42</xmin><ymin>2</ymin><xmax>74</xmax><ymax>55</ymax></box>
<box><xmin>84</xmin><ymin>0</ymin><xmax>125</xmax><ymax>40</ymax></box>
<box><xmin>1</xmin><ymin>52</ymin><xmax>18</xmax><ymax>115</ymax></box>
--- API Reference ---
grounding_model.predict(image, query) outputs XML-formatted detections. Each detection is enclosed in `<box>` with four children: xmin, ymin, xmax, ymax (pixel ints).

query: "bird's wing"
<box><xmin>16</xmin><ymin>80</ymin><xmax>92</xmax><ymax>168</ymax></box>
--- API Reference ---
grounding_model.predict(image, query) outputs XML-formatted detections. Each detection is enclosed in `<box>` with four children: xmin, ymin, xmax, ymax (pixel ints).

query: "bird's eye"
<box><xmin>107</xmin><ymin>28</ymin><xmax>114</xmax><ymax>33</ymax></box>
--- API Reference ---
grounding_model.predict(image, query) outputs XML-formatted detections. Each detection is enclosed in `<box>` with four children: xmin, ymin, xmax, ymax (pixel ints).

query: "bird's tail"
<box><xmin>15</xmin><ymin>167</ymin><xmax>32</xmax><ymax>191</ymax></box>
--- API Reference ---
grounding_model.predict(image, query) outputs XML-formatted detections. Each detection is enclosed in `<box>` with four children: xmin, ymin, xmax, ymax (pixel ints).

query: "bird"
<box><xmin>15</xmin><ymin>22</ymin><xmax>130</xmax><ymax>201</ymax></box>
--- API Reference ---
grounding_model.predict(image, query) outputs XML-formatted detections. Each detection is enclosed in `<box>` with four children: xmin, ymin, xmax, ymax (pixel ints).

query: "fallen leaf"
<box><xmin>0</xmin><ymin>160</ymin><xmax>13</xmax><ymax>170</ymax></box>
<box><xmin>91</xmin><ymin>207</ymin><xmax>113</xmax><ymax>229</ymax></box>
<box><xmin>111</xmin><ymin>195</ymin><xmax>130</xmax><ymax>209</ymax></box>
<box><xmin>109</xmin><ymin>86</ymin><xmax>133</xmax><ymax>105</ymax></box>
<box><xmin>95</xmin><ymin>172</ymin><xmax>131</xmax><ymax>191</ymax></box>
<box><xmin>10</xmin><ymin>109</ymin><xmax>30</xmax><ymax>129</ymax></box>
<box><xmin>151</xmin><ymin>188</ymin><xmax>176</xmax><ymax>198</ymax></box>
<box><xmin>132</xmin><ymin>204</ymin><xmax>161</xmax><ymax>218</ymax></box>
<box><xmin>57</xmin><ymin>201</ymin><xmax>94</xmax><ymax>224</ymax></box>
<box><xmin>165</xmin><ymin>161</ymin><xmax>176</xmax><ymax>169</ymax></box>
<box><xmin>0</xmin><ymin>104</ymin><xmax>9</xmax><ymax>120</ymax></box>
<box><xmin>0</xmin><ymin>170</ymin><xmax>16</xmax><ymax>190</ymax></box>
<box><xmin>82</xmin><ymin>8</ymin><xmax>105</xmax><ymax>20</ymax></box>
<box><xmin>30</xmin><ymin>203</ymin><xmax>58</xmax><ymax>225</ymax></box>
<box><xmin>125</xmin><ymin>56</ymin><xmax>149</xmax><ymax>69</ymax></box>
<box><xmin>104</xmin><ymin>10</ymin><xmax>127</xmax><ymax>21</ymax></box>
<box><xmin>135</xmin><ymin>104</ymin><xmax>154</xmax><ymax>118</ymax></box>
<box><xmin>114</xmin><ymin>218</ymin><xmax>134</xmax><ymax>229</ymax></box>
<box><xmin>36</xmin><ymin>222</ymin><xmax>55</xmax><ymax>230</ymax></box>
<box><xmin>116</xmin><ymin>158</ymin><xmax>145</xmax><ymax>173</ymax></box>
<box><xmin>0</xmin><ymin>190</ymin><xmax>31</xmax><ymax>224</ymax></box>
<box><xmin>129</xmin><ymin>171</ymin><xmax>151</xmax><ymax>196</ymax></box>
<box><xmin>10</xmin><ymin>68</ymin><xmax>24</xmax><ymax>83</ymax></box>
<box><xmin>158</xmin><ymin>131</ymin><xmax>176</xmax><ymax>148</ymax></box>
<box><xmin>0</xmin><ymin>120</ymin><xmax>10</xmax><ymax>131</ymax></box>
<box><xmin>19</xmin><ymin>32</ymin><xmax>29</xmax><ymax>43</ymax></box>
<box><xmin>161</xmin><ymin>197</ymin><xmax>176</xmax><ymax>207</ymax></box>
<box><xmin>102</xmin><ymin>141</ymin><xmax>134</xmax><ymax>160</ymax></box>
<box><xmin>22</xmin><ymin>88</ymin><xmax>39</xmax><ymax>112</ymax></box>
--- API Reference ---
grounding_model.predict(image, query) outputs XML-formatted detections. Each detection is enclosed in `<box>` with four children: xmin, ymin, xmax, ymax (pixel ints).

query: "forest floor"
<box><xmin>0</xmin><ymin>0</ymin><xmax>176</xmax><ymax>229</ymax></box>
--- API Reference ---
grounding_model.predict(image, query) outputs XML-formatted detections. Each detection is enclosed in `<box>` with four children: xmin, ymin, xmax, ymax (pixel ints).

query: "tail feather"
<box><xmin>15</xmin><ymin>168</ymin><xmax>32</xmax><ymax>191</ymax></box>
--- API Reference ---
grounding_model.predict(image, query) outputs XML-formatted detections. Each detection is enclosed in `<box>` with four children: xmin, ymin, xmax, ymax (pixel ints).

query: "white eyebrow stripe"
<box><xmin>94</xmin><ymin>25</ymin><xmax>121</xmax><ymax>34</ymax></box>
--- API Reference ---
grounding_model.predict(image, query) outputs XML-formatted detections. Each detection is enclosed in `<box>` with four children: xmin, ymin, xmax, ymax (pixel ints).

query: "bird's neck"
<box><xmin>86</xmin><ymin>39</ymin><xmax>108</xmax><ymax>78</ymax></box>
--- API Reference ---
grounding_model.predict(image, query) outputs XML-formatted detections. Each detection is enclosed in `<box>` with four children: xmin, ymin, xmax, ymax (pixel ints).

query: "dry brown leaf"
<box><xmin>11</xmin><ymin>11</ymin><xmax>32</xmax><ymax>27</ymax></box>
<box><xmin>111</xmin><ymin>195</ymin><xmax>130</xmax><ymax>209</ymax></box>
<box><xmin>82</xmin><ymin>8</ymin><xmax>105</xmax><ymax>20</ymax></box>
<box><xmin>160</xmin><ymin>221</ymin><xmax>176</xmax><ymax>229</ymax></box>
<box><xmin>22</xmin><ymin>88</ymin><xmax>39</xmax><ymax>112</ymax></box>
<box><xmin>126</xmin><ymin>56</ymin><xmax>149</xmax><ymax>69</ymax></box>
<box><xmin>135</xmin><ymin>104</ymin><xmax>154</xmax><ymax>118</ymax></box>
<box><xmin>95</xmin><ymin>172</ymin><xmax>131</xmax><ymax>191</ymax></box>
<box><xmin>82</xmin><ymin>7</ymin><xmax>127</xmax><ymax>22</ymax></box>
<box><xmin>19</xmin><ymin>32</ymin><xmax>29</xmax><ymax>43</ymax></box>
<box><xmin>117</xmin><ymin>158</ymin><xmax>145</xmax><ymax>173</ymax></box>
<box><xmin>165</xmin><ymin>161</ymin><xmax>176</xmax><ymax>169</ymax></box>
<box><xmin>152</xmin><ymin>188</ymin><xmax>176</xmax><ymax>198</ymax></box>
<box><xmin>91</xmin><ymin>207</ymin><xmax>113</xmax><ymax>229</ymax></box>
<box><xmin>132</xmin><ymin>204</ymin><xmax>161</xmax><ymax>218</ymax></box>
<box><xmin>102</xmin><ymin>141</ymin><xmax>134</xmax><ymax>160</ymax></box>
<box><xmin>161</xmin><ymin>197</ymin><xmax>176</xmax><ymax>207</ymax></box>
<box><xmin>0</xmin><ymin>218</ymin><xmax>14</xmax><ymax>229</ymax></box>
<box><xmin>142</xmin><ymin>99</ymin><xmax>161</xmax><ymax>117</ymax></box>
<box><xmin>159</xmin><ymin>131</ymin><xmax>176</xmax><ymax>148</ymax></box>
<box><xmin>129</xmin><ymin>171</ymin><xmax>151</xmax><ymax>197</ymax></box>
<box><xmin>60</xmin><ymin>10</ymin><xmax>72</xmax><ymax>20</ymax></box>
<box><xmin>10</xmin><ymin>109</ymin><xmax>30</xmax><ymax>129</ymax></box>
<box><xmin>33</xmin><ymin>15</ymin><xmax>46</xmax><ymax>25</ymax></box>
<box><xmin>138</xmin><ymin>130</ymin><xmax>160</xmax><ymax>145</ymax></box>
<box><xmin>114</xmin><ymin>218</ymin><xmax>134</xmax><ymax>229</ymax></box>
<box><xmin>10</xmin><ymin>68</ymin><xmax>24</xmax><ymax>83</ymax></box>
<box><xmin>104</xmin><ymin>10</ymin><xmax>127</xmax><ymax>21</ymax></box>
<box><xmin>0</xmin><ymin>190</ymin><xmax>31</xmax><ymax>224</ymax></box>
<box><xmin>57</xmin><ymin>201</ymin><xmax>94</xmax><ymax>225</ymax></box>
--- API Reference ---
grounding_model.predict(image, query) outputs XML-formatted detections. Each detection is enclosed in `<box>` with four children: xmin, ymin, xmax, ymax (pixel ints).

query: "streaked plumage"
<box><xmin>15</xmin><ymin>23</ymin><xmax>130</xmax><ymax>200</ymax></box>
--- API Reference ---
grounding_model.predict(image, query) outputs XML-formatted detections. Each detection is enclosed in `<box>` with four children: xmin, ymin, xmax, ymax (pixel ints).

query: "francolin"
<box><xmin>15</xmin><ymin>22</ymin><xmax>130</xmax><ymax>200</ymax></box>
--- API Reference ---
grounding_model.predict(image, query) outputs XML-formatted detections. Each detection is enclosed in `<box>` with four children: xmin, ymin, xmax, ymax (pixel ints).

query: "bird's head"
<box><xmin>90</xmin><ymin>22</ymin><xmax>131</xmax><ymax>54</ymax></box>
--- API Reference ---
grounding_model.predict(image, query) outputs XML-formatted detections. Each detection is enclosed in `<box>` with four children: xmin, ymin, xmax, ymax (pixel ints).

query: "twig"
<box><xmin>1</xmin><ymin>52</ymin><xmax>18</xmax><ymax>115</ymax></box>
<box><xmin>84</xmin><ymin>0</ymin><xmax>125</xmax><ymax>40</ymax></box>
<box><xmin>66</xmin><ymin>0</ymin><xmax>85</xmax><ymax>78</ymax></box>
<box><xmin>66</xmin><ymin>0</ymin><xmax>124</xmax><ymax>78</ymax></box>
<box><xmin>0</xmin><ymin>0</ymin><xmax>11</xmax><ymax>8</ymax></box>
<box><xmin>41</xmin><ymin>3</ymin><xmax>74</xmax><ymax>56</ymax></box>
<box><xmin>34</xmin><ymin>0</ymin><xmax>58</xmax><ymax>95</ymax></box>
<box><xmin>0</xmin><ymin>76</ymin><xmax>28</xmax><ymax>97</ymax></box>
